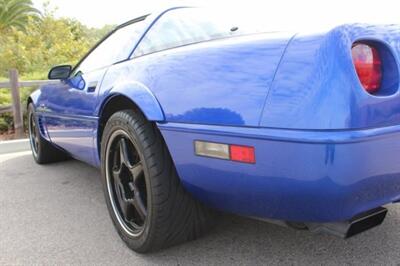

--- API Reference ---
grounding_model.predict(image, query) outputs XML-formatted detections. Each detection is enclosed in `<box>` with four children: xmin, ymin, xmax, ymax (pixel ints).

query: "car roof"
<box><xmin>116</xmin><ymin>6</ymin><xmax>192</xmax><ymax>30</ymax></box>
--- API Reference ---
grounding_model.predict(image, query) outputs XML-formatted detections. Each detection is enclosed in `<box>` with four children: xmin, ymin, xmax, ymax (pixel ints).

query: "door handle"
<box><xmin>87</xmin><ymin>81</ymin><xmax>98</xmax><ymax>93</ymax></box>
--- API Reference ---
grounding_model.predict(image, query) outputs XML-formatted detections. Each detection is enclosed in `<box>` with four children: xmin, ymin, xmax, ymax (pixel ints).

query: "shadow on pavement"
<box><xmin>1</xmin><ymin>154</ymin><xmax>399</xmax><ymax>265</ymax></box>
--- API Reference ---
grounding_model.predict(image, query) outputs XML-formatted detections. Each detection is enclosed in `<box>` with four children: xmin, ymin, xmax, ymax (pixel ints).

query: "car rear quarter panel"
<box><xmin>97</xmin><ymin>32</ymin><xmax>294</xmax><ymax>127</ymax></box>
<box><xmin>159</xmin><ymin>122</ymin><xmax>400</xmax><ymax>222</ymax></box>
<box><xmin>261</xmin><ymin>24</ymin><xmax>400</xmax><ymax>130</ymax></box>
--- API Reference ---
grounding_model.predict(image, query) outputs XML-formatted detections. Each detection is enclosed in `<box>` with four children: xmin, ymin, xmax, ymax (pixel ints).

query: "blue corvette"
<box><xmin>28</xmin><ymin>6</ymin><xmax>400</xmax><ymax>252</ymax></box>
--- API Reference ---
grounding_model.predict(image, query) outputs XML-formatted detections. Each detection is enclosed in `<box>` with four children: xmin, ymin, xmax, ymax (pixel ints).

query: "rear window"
<box><xmin>134</xmin><ymin>8</ymin><xmax>270</xmax><ymax>57</ymax></box>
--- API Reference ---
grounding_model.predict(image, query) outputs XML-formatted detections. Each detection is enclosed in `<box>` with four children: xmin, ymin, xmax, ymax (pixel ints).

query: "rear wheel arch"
<box><xmin>97</xmin><ymin>94</ymin><xmax>164</xmax><ymax>159</ymax></box>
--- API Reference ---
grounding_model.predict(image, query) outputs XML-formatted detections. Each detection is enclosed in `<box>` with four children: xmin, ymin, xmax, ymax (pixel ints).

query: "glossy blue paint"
<box><xmin>159</xmin><ymin>122</ymin><xmax>400</xmax><ymax>222</ymax></box>
<box><xmin>102</xmin><ymin>31</ymin><xmax>293</xmax><ymax>126</ymax></box>
<box><xmin>35</xmin><ymin>69</ymin><xmax>106</xmax><ymax>165</ymax></box>
<box><xmin>96</xmin><ymin>80</ymin><xmax>165</xmax><ymax>121</ymax></box>
<box><xmin>29</xmin><ymin>7</ymin><xmax>400</xmax><ymax>223</ymax></box>
<box><xmin>29</xmin><ymin>89</ymin><xmax>51</xmax><ymax>141</ymax></box>
<box><xmin>261</xmin><ymin>24</ymin><xmax>400</xmax><ymax>130</ymax></box>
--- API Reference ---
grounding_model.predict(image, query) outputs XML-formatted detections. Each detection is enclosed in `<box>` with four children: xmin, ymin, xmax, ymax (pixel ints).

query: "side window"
<box><xmin>74</xmin><ymin>19</ymin><xmax>146</xmax><ymax>74</ymax></box>
<box><xmin>134</xmin><ymin>8</ymin><xmax>235</xmax><ymax>57</ymax></box>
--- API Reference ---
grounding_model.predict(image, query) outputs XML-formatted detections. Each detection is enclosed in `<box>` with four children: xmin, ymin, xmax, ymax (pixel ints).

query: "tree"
<box><xmin>0</xmin><ymin>3</ymin><xmax>114</xmax><ymax>134</ymax></box>
<box><xmin>0</xmin><ymin>0</ymin><xmax>40</xmax><ymax>33</ymax></box>
<box><xmin>0</xmin><ymin>9</ymin><xmax>114</xmax><ymax>78</ymax></box>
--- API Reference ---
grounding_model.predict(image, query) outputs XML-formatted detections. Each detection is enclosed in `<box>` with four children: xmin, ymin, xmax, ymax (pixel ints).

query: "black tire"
<box><xmin>28</xmin><ymin>103</ymin><xmax>68</xmax><ymax>164</ymax></box>
<box><xmin>101</xmin><ymin>110</ymin><xmax>214</xmax><ymax>253</ymax></box>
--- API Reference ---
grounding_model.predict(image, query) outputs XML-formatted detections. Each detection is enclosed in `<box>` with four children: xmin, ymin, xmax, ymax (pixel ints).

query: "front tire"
<box><xmin>28</xmin><ymin>103</ymin><xmax>68</xmax><ymax>164</ymax></box>
<box><xmin>101</xmin><ymin>110</ymin><xmax>213</xmax><ymax>253</ymax></box>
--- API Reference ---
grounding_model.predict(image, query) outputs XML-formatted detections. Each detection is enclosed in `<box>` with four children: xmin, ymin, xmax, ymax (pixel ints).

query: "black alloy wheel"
<box><xmin>101</xmin><ymin>110</ymin><xmax>214</xmax><ymax>253</ymax></box>
<box><xmin>27</xmin><ymin>103</ymin><xmax>68</xmax><ymax>164</ymax></box>
<box><xmin>105</xmin><ymin>130</ymin><xmax>148</xmax><ymax>236</ymax></box>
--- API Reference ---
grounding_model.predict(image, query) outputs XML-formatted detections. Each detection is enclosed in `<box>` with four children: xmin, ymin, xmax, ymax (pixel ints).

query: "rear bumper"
<box><xmin>158</xmin><ymin>123</ymin><xmax>400</xmax><ymax>222</ymax></box>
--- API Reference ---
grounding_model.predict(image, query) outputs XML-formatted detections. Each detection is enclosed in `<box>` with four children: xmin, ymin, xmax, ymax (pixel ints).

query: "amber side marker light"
<box><xmin>194</xmin><ymin>141</ymin><xmax>255</xmax><ymax>164</ymax></box>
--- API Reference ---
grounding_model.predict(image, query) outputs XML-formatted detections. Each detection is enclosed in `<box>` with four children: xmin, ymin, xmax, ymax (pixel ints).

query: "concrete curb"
<box><xmin>0</xmin><ymin>139</ymin><xmax>30</xmax><ymax>155</ymax></box>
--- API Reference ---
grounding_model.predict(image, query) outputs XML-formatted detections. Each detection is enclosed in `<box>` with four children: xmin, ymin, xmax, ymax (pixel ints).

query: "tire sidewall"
<box><xmin>100</xmin><ymin>112</ymin><xmax>154</xmax><ymax>251</ymax></box>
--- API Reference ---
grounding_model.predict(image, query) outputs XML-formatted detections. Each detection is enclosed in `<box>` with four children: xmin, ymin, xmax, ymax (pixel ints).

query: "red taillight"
<box><xmin>352</xmin><ymin>43</ymin><xmax>382</xmax><ymax>94</ymax></box>
<box><xmin>229</xmin><ymin>145</ymin><xmax>256</xmax><ymax>164</ymax></box>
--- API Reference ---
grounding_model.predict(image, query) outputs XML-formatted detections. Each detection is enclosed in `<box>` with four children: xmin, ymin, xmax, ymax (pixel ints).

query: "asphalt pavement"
<box><xmin>1</xmin><ymin>151</ymin><xmax>400</xmax><ymax>265</ymax></box>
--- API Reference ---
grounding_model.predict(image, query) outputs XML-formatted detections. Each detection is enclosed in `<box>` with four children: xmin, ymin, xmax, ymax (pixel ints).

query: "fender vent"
<box><xmin>37</xmin><ymin>117</ymin><xmax>46</xmax><ymax>136</ymax></box>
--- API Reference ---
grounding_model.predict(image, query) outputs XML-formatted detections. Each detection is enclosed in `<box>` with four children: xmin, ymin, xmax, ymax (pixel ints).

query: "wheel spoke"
<box><xmin>112</xmin><ymin>169</ymin><xmax>121</xmax><ymax>185</ymax></box>
<box><xmin>133</xmin><ymin>191</ymin><xmax>147</xmax><ymax>220</ymax></box>
<box><xmin>127</xmin><ymin>181</ymin><xmax>147</xmax><ymax>220</ymax></box>
<box><xmin>115</xmin><ymin>184</ymin><xmax>134</xmax><ymax>221</ymax></box>
<box><xmin>129</xmin><ymin>162</ymin><xmax>143</xmax><ymax>183</ymax></box>
<box><xmin>119</xmin><ymin>138</ymin><xmax>133</xmax><ymax>168</ymax></box>
<box><xmin>112</xmin><ymin>145</ymin><xmax>121</xmax><ymax>172</ymax></box>
<box><xmin>107</xmin><ymin>130</ymin><xmax>148</xmax><ymax>233</ymax></box>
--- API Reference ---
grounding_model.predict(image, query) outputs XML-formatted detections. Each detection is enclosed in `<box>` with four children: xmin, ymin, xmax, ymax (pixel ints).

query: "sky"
<box><xmin>32</xmin><ymin>0</ymin><xmax>400</xmax><ymax>30</ymax></box>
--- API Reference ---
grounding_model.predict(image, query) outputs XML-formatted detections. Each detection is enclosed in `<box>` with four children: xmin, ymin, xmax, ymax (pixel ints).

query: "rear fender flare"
<box><xmin>99</xmin><ymin>81</ymin><xmax>165</xmax><ymax>122</ymax></box>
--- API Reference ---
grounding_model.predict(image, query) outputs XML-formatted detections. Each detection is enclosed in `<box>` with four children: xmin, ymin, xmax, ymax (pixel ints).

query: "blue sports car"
<box><xmin>28</xmin><ymin>6</ymin><xmax>400</xmax><ymax>252</ymax></box>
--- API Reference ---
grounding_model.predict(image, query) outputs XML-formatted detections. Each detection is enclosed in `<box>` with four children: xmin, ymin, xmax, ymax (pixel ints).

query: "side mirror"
<box><xmin>48</xmin><ymin>65</ymin><xmax>72</xmax><ymax>80</ymax></box>
<box><xmin>67</xmin><ymin>74</ymin><xmax>86</xmax><ymax>90</ymax></box>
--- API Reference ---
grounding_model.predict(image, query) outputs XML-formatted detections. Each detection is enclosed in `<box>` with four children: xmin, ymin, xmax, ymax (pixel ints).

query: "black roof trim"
<box><xmin>117</xmin><ymin>14</ymin><xmax>150</xmax><ymax>29</ymax></box>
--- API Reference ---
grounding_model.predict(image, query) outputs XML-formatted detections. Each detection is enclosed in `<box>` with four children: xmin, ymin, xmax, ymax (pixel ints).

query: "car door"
<box><xmin>41</xmin><ymin>17</ymin><xmax>148</xmax><ymax>165</ymax></box>
<box><xmin>43</xmin><ymin>69</ymin><xmax>106</xmax><ymax>165</ymax></box>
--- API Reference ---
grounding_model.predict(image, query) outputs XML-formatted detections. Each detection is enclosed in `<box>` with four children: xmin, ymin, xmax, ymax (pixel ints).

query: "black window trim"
<box><xmin>69</xmin><ymin>14</ymin><xmax>149</xmax><ymax>77</ymax></box>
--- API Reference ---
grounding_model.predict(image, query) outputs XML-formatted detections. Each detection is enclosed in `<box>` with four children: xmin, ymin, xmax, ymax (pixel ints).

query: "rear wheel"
<box><xmin>28</xmin><ymin>103</ymin><xmax>68</xmax><ymax>164</ymax></box>
<box><xmin>101</xmin><ymin>110</ymin><xmax>213</xmax><ymax>253</ymax></box>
